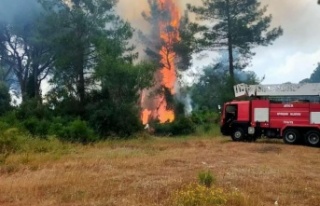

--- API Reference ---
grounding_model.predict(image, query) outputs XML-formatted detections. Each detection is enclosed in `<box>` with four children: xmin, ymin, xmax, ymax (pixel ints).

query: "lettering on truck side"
<box><xmin>284</xmin><ymin>104</ymin><xmax>293</xmax><ymax>108</ymax></box>
<box><xmin>290</xmin><ymin>113</ymin><xmax>301</xmax><ymax>116</ymax></box>
<box><xmin>277</xmin><ymin>112</ymin><xmax>288</xmax><ymax>116</ymax></box>
<box><xmin>283</xmin><ymin>121</ymin><xmax>294</xmax><ymax>124</ymax></box>
<box><xmin>276</xmin><ymin>113</ymin><xmax>301</xmax><ymax>116</ymax></box>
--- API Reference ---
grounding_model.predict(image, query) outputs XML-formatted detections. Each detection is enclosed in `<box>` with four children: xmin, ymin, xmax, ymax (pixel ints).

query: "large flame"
<box><xmin>141</xmin><ymin>0</ymin><xmax>180</xmax><ymax>124</ymax></box>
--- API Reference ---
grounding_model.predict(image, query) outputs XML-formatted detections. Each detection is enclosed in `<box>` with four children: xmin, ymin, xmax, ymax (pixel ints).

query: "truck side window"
<box><xmin>225</xmin><ymin>105</ymin><xmax>237</xmax><ymax>122</ymax></box>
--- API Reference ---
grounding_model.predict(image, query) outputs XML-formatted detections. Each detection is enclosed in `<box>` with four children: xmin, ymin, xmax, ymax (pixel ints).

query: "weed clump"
<box><xmin>171</xmin><ymin>170</ymin><xmax>251</xmax><ymax>206</ymax></box>
<box><xmin>198</xmin><ymin>170</ymin><xmax>215</xmax><ymax>188</ymax></box>
<box><xmin>171</xmin><ymin>183</ymin><xmax>227</xmax><ymax>206</ymax></box>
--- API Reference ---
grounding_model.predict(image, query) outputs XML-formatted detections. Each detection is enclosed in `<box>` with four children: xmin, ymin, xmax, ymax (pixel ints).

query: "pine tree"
<box><xmin>187</xmin><ymin>0</ymin><xmax>283</xmax><ymax>81</ymax></box>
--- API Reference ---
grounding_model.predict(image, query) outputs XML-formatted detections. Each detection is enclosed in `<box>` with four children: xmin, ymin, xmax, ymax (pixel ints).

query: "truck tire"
<box><xmin>283</xmin><ymin>128</ymin><xmax>300</xmax><ymax>144</ymax></box>
<box><xmin>305</xmin><ymin>130</ymin><xmax>320</xmax><ymax>147</ymax></box>
<box><xmin>232</xmin><ymin>127</ymin><xmax>244</xmax><ymax>141</ymax></box>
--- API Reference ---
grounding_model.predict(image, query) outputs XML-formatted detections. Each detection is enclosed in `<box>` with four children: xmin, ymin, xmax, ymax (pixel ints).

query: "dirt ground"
<box><xmin>0</xmin><ymin>137</ymin><xmax>319</xmax><ymax>206</ymax></box>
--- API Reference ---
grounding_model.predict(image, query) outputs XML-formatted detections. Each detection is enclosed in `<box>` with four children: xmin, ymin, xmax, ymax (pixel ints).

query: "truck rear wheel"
<box><xmin>283</xmin><ymin>128</ymin><xmax>300</xmax><ymax>144</ymax></box>
<box><xmin>305</xmin><ymin>130</ymin><xmax>320</xmax><ymax>147</ymax></box>
<box><xmin>232</xmin><ymin>127</ymin><xmax>244</xmax><ymax>141</ymax></box>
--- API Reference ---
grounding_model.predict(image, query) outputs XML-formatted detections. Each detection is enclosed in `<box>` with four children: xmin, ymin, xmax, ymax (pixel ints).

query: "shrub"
<box><xmin>154</xmin><ymin>116</ymin><xmax>196</xmax><ymax>136</ymax></box>
<box><xmin>198</xmin><ymin>170</ymin><xmax>215</xmax><ymax>188</ymax></box>
<box><xmin>35</xmin><ymin>120</ymin><xmax>50</xmax><ymax>138</ymax></box>
<box><xmin>0</xmin><ymin>121</ymin><xmax>10</xmax><ymax>131</ymax></box>
<box><xmin>0</xmin><ymin>82</ymin><xmax>11</xmax><ymax>115</ymax></box>
<box><xmin>88</xmin><ymin>102</ymin><xmax>143</xmax><ymax>138</ymax></box>
<box><xmin>171</xmin><ymin>172</ymin><xmax>252</xmax><ymax>206</ymax></box>
<box><xmin>60</xmin><ymin>119</ymin><xmax>95</xmax><ymax>143</ymax></box>
<box><xmin>171</xmin><ymin>184</ymin><xmax>227</xmax><ymax>206</ymax></box>
<box><xmin>16</xmin><ymin>99</ymin><xmax>51</xmax><ymax>120</ymax></box>
<box><xmin>0</xmin><ymin>128</ymin><xmax>23</xmax><ymax>154</ymax></box>
<box><xmin>173</xmin><ymin>117</ymin><xmax>196</xmax><ymax>135</ymax></box>
<box><xmin>153</xmin><ymin>122</ymin><xmax>174</xmax><ymax>136</ymax></box>
<box><xmin>0</xmin><ymin>111</ymin><xmax>19</xmax><ymax>127</ymax></box>
<box><xmin>191</xmin><ymin>110</ymin><xmax>220</xmax><ymax>125</ymax></box>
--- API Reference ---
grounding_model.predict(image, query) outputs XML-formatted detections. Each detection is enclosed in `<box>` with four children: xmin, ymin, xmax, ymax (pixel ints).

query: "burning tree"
<box><xmin>140</xmin><ymin>0</ymin><xmax>181</xmax><ymax>125</ymax></box>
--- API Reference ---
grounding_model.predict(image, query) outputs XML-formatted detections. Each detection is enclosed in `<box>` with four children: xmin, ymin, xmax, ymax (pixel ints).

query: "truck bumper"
<box><xmin>220</xmin><ymin>125</ymin><xmax>231</xmax><ymax>136</ymax></box>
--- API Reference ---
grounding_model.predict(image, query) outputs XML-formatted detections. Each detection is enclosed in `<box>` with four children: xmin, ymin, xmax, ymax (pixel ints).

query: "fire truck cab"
<box><xmin>220</xmin><ymin>83</ymin><xmax>320</xmax><ymax>147</ymax></box>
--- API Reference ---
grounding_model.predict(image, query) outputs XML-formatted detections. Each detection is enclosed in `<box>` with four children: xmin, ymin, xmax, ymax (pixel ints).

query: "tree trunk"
<box><xmin>76</xmin><ymin>47</ymin><xmax>86</xmax><ymax>116</ymax></box>
<box><xmin>78</xmin><ymin>59</ymin><xmax>85</xmax><ymax>107</ymax></box>
<box><xmin>226</xmin><ymin>0</ymin><xmax>234</xmax><ymax>82</ymax></box>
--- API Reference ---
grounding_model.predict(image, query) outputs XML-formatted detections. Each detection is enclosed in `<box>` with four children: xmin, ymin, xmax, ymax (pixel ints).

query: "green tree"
<box><xmin>174</xmin><ymin>12</ymin><xmax>197</xmax><ymax>71</ymax></box>
<box><xmin>87</xmin><ymin>60</ymin><xmax>156</xmax><ymax>137</ymax></box>
<box><xmin>42</xmin><ymin>0</ymin><xmax>136</xmax><ymax>116</ymax></box>
<box><xmin>0</xmin><ymin>0</ymin><xmax>54</xmax><ymax>103</ymax></box>
<box><xmin>42</xmin><ymin>0</ymin><xmax>155</xmax><ymax>137</ymax></box>
<box><xmin>187</xmin><ymin>0</ymin><xmax>283</xmax><ymax>81</ymax></box>
<box><xmin>191</xmin><ymin>62</ymin><xmax>258</xmax><ymax>111</ymax></box>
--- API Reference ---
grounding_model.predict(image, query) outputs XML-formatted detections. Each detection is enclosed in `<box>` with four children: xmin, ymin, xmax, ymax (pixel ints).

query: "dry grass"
<box><xmin>0</xmin><ymin>136</ymin><xmax>320</xmax><ymax>206</ymax></box>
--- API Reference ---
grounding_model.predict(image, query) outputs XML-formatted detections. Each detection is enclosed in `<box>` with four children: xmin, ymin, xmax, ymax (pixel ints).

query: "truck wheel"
<box><xmin>232</xmin><ymin>128</ymin><xmax>244</xmax><ymax>141</ymax></box>
<box><xmin>305</xmin><ymin>130</ymin><xmax>320</xmax><ymax>147</ymax></box>
<box><xmin>283</xmin><ymin>128</ymin><xmax>300</xmax><ymax>144</ymax></box>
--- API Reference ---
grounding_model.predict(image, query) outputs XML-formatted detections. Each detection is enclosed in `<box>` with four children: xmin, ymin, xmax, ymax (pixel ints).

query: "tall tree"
<box><xmin>187</xmin><ymin>0</ymin><xmax>283</xmax><ymax>81</ymax></box>
<box><xmin>41</xmin><ymin>0</ymin><xmax>135</xmax><ymax>115</ymax></box>
<box><xmin>0</xmin><ymin>0</ymin><xmax>54</xmax><ymax>102</ymax></box>
<box><xmin>174</xmin><ymin>11</ymin><xmax>197</xmax><ymax>72</ymax></box>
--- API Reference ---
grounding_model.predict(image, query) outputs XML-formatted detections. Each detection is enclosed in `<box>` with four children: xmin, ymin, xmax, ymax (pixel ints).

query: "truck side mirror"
<box><xmin>218</xmin><ymin>105</ymin><xmax>221</xmax><ymax>113</ymax></box>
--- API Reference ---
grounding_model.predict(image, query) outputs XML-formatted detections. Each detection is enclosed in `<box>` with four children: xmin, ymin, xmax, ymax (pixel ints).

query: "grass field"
<box><xmin>0</xmin><ymin>135</ymin><xmax>319</xmax><ymax>206</ymax></box>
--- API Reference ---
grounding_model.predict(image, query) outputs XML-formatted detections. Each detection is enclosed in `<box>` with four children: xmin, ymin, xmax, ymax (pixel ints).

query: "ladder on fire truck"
<box><xmin>234</xmin><ymin>83</ymin><xmax>320</xmax><ymax>98</ymax></box>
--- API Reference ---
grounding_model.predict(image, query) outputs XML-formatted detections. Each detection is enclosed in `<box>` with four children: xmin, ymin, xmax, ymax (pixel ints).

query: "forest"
<box><xmin>0</xmin><ymin>0</ymin><xmax>318</xmax><ymax>142</ymax></box>
<box><xmin>1</xmin><ymin>1</ymin><xmax>320</xmax><ymax>206</ymax></box>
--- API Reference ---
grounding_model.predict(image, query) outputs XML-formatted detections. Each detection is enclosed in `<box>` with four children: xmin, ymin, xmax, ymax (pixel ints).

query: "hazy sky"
<box><xmin>117</xmin><ymin>0</ymin><xmax>320</xmax><ymax>84</ymax></box>
<box><xmin>251</xmin><ymin>0</ymin><xmax>320</xmax><ymax>84</ymax></box>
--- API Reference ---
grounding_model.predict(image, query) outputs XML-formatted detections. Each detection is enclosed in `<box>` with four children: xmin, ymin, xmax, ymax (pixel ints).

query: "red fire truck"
<box><xmin>220</xmin><ymin>83</ymin><xmax>320</xmax><ymax>147</ymax></box>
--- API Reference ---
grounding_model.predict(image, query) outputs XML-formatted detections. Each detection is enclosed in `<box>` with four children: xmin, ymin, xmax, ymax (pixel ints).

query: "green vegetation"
<box><xmin>0</xmin><ymin>0</ymin><xmax>283</xmax><ymax>141</ymax></box>
<box><xmin>171</xmin><ymin>184</ymin><xmax>228</xmax><ymax>206</ymax></box>
<box><xmin>198</xmin><ymin>170</ymin><xmax>216</xmax><ymax>188</ymax></box>
<box><xmin>171</xmin><ymin>171</ymin><xmax>250</xmax><ymax>206</ymax></box>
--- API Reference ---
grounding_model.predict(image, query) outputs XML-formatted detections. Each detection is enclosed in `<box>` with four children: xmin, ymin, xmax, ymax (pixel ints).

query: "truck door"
<box><xmin>220</xmin><ymin>104</ymin><xmax>237</xmax><ymax>135</ymax></box>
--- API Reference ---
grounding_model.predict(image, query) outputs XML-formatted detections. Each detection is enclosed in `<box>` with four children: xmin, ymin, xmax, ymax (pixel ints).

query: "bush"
<box><xmin>0</xmin><ymin>111</ymin><xmax>19</xmax><ymax>127</ymax></box>
<box><xmin>23</xmin><ymin>117</ymin><xmax>39</xmax><ymax>136</ymax></box>
<box><xmin>173</xmin><ymin>117</ymin><xmax>196</xmax><ymax>135</ymax></box>
<box><xmin>0</xmin><ymin>82</ymin><xmax>11</xmax><ymax>115</ymax></box>
<box><xmin>171</xmin><ymin>184</ymin><xmax>227</xmax><ymax>206</ymax></box>
<box><xmin>198</xmin><ymin>170</ymin><xmax>216</xmax><ymax>188</ymax></box>
<box><xmin>59</xmin><ymin>119</ymin><xmax>95</xmax><ymax>143</ymax></box>
<box><xmin>154</xmin><ymin>116</ymin><xmax>196</xmax><ymax>136</ymax></box>
<box><xmin>36</xmin><ymin>120</ymin><xmax>50</xmax><ymax>138</ymax></box>
<box><xmin>0</xmin><ymin>121</ymin><xmax>10</xmax><ymax>131</ymax></box>
<box><xmin>171</xmin><ymin>172</ymin><xmax>252</xmax><ymax>206</ymax></box>
<box><xmin>0</xmin><ymin>128</ymin><xmax>23</xmax><ymax>154</ymax></box>
<box><xmin>88</xmin><ymin>102</ymin><xmax>143</xmax><ymax>138</ymax></box>
<box><xmin>191</xmin><ymin>110</ymin><xmax>220</xmax><ymax>125</ymax></box>
<box><xmin>16</xmin><ymin>99</ymin><xmax>51</xmax><ymax>120</ymax></box>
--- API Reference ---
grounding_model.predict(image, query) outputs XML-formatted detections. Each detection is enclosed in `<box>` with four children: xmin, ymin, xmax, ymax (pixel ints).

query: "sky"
<box><xmin>117</xmin><ymin>0</ymin><xmax>320</xmax><ymax>84</ymax></box>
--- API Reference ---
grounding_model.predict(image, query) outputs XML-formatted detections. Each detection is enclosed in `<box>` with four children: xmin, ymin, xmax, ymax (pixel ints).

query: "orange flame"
<box><xmin>141</xmin><ymin>0</ymin><xmax>180</xmax><ymax>125</ymax></box>
<box><xmin>159</xmin><ymin>0</ymin><xmax>180</xmax><ymax>94</ymax></box>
